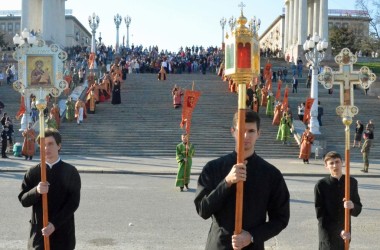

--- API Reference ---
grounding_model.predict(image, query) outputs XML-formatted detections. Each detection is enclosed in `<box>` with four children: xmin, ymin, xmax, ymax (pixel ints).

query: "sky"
<box><xmin>1</xmin><ymin>0</ymin><xmax>357</xmax><ymax>52</ymax></box>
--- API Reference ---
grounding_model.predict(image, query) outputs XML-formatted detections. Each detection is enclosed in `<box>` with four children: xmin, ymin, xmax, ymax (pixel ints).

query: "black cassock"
<box><xmin>112</xmin><ymin>83</ymin><xmax>121</xmax><ymax>105</ymax></box>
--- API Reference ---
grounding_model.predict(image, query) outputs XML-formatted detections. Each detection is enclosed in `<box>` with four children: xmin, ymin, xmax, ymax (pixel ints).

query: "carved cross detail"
<box><xmin>238</xmin><ymin>2</ymin><xmax>246</xmax><ymax>13</ymax></box>
<box><xmin>318</xmin><ymin>48</ymin><xmax>376</xmax><ymax>118</ymax></box>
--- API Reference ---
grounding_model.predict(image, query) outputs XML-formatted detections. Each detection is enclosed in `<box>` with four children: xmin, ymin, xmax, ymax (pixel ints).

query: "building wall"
<box><xmin>259</xmin><ymin>13</ymin><xmax>371</xmax><ymax>58</ymax></box>
<box><xmin>0</xmin><ymin>15</ymin><xmax>91</xmax><ymax>48</ymax></box>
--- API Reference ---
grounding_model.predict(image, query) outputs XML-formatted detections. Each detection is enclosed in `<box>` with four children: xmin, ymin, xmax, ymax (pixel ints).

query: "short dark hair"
<box><xmin>232</xmin><ymin>109</ymin><xmax>261</xmax><ymax>130</ymax></box>
<box><xmin>37</xmin><ymin>128</ymin><xmax>62</xmax><ymax>146</ymax></box>
<box><xmin>323</xmin><ymin>151</ymin><xmax>342</xmax><ymax>163</ymax></box>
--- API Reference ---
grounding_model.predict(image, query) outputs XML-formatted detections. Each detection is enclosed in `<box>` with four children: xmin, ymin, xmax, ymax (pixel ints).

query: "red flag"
<box><xmin>303</xmin><ymin>98</ymin><xmax>314</xmax><ymax>124</ymax></box>
<box><xmin>281</xmin><ymin>85</ymin><xmax>289</xmax><ymax>111</ymax></box>
<box><xmin>16</xmin><ymin>95</ymin><xmax>26</xmax><ymax>120</ymax></box>
<box><xmin>88</xmin><ymin>53</ymin><xmax>95</xmax><ymax>69</ymax></box>
<box><xmin>275</xmin><ymin>80</ymin><xmax>282</xmax><ymax>100</ymax></box>
<box><xmin>266</xmin><ymin>78</ymin><xmax>273</xmax><ymax>92</ymax></box>
<box><xmin>264</xmin><ymin>62</ymin><xmax>272</xmax><ymax>81</ymax></box>
<box><xmin>180</xmin><ymin>90</ymin><xmax>201</xmax><ymax>133</ymax></box>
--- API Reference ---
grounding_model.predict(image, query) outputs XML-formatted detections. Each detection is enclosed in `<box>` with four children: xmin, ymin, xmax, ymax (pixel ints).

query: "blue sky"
<box><xmin>1</xmin><ymin>0</ymin><xmax>357</xmax><ymax>52</ymax></box>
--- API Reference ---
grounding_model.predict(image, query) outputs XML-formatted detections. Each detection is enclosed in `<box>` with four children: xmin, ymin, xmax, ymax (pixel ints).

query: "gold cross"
<box><xmin>318</xmin><ymin>48</ymin><xmax>376</xmax><ymax>118</ymax></box>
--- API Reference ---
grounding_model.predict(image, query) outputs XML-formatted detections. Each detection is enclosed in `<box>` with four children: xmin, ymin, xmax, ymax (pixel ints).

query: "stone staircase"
<box><xmin>57</xmin><ymin>72</ymin><xmax>300</xmax><ymax>158</ymax></box>
<box><xmin>1</xmin><ymin>61</ymin><xmax>379</xmax><ymax>161</ymax></box>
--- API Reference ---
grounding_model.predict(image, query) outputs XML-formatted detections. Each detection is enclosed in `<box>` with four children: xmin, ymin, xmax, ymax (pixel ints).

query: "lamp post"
<box><xmin>303</xmin><ymin>33</ymin><xmax>328</xmax><ymax>134</ymax></box>
<box><xmin>228</xmin><ymin>16</ymin><xmax>236</xmax><ymax>33</ymax></box>
<box><xmin>98</xmin><ymin>32</ymin><xmax>102</xmax><ymax>45</ymax></box>
<box><xmin>124</xmin><ymin>15</ymin><xmax>132</xmax><ymax>49</ymax></box>
<box><xmin>88</xmin><ymin>13</ymin><xmax>100</xmax><ymax>53</ymax></box>
<box><xmin>114</xmin><ymin>14</ymin><xmax>122</xmax><ymax>53</ymax></box>
<box><xmin>220</xmin><ymin>17</ymin><xmax>226</xmax><ymax>50</ymax></box>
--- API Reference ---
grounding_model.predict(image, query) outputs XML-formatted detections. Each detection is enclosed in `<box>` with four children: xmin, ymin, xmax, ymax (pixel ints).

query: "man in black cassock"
<box><xmin>18</xmin><ymin>128</ymin><xmax>81</xmax><ymax>250</ymax></box>
<box><xmin>194</xmin><ymin>110</ymin><xmax>290</xmax><ymax>250</ymax></box>
<box><xmin>314</xmin><ymin>151</ymin><xmax>362</xmax><ymax>250</ymax></box>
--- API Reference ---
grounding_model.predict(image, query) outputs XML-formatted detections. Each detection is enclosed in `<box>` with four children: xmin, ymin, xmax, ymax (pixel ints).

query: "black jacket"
<box><xmin>314</xmin><ymin>175</ymin><xmax>362</xmax><ymax>250</ymax></box>
<box><xmin>195</xmin><ymin>151</ymin><xmax>290</xmax><ymax>250</ymax></box>
<box><xmin>18</xmin><ymin>160</ymin><xmax>81</xmax><ymax>250</ymax></box>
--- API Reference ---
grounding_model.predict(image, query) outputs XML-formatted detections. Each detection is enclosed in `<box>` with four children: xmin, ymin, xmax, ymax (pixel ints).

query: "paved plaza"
<box><xmin>1</xmin><ymin>155</ymin><xmax>380</xmax><ymax>249</ymax></box>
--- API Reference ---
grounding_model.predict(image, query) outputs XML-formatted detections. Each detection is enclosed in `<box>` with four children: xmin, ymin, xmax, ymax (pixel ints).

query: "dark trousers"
<box><xmin>1</xmin><ymin>141</ymin><xmax>6</xmax><ymax>156</ymax></box>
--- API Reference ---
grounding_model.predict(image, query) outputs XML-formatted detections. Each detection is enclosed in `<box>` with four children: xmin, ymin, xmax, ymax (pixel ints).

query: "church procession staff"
<box><xmin>178</xmin><ymin>84</ymin><xmax>201</xmax><ymax>192</ymax></box>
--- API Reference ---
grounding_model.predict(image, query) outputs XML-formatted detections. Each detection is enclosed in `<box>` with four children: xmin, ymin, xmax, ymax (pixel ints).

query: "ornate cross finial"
<box><xmin>238</xmin><ymin>2</ymin><xmax>246</xmax><ymax>13</ymax></box>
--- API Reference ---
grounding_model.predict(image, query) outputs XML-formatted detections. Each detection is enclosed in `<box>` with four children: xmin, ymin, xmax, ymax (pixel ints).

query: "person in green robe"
<box><xmin>66</xmin><ymin>97</ymin><xmax>75</xmax><ymax>122</ymax></box>
<box><xmin>276</xmin><ymin>112</ymin><xmax>292</xmax><ymax>145</ymax></box>
<box><xmin>175</xmin><ymin>134</ymin><xmax>195</xmax><ymax>191</ymax></box>
<box><xmin>46</xmin><ymin>113</ymin><xmax>57</xmax><ymax>129</ymax></box>
<box><xmin>266</xmin><ymin>92</ymin><xmax>275</xmax><ymax>116</ymax></box>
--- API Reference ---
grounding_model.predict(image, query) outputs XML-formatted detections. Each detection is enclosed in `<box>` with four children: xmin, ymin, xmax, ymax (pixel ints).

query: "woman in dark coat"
<box><xmin>352</xmin><ymin>120</ymin><xmax>364</xmax><ymax>148</ymax></box>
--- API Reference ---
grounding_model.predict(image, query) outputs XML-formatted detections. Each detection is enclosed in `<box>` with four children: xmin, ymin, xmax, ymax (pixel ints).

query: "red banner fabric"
<box><xmin>281</xmin><ymin>86</ymin><xmax>289</xmax><ymax>111</ymax></box>
<box><xmin>180</xmin><ymin>90</ymin><xmax>201</xmax><ymax>133</ymax></box>
<box><xmin>275</xmin><ymin>80</ymin><xmax>282</xmax><ymax>100</ymax></box>
<box><xmin>16</xmin><ymin>95</ymin><xmax>26</xmax><ymax>119</ymax></box>
<box><xmin>303</xmin><ymin>98</ymin><xmax>314</xmax><ymax>124</ymax></box>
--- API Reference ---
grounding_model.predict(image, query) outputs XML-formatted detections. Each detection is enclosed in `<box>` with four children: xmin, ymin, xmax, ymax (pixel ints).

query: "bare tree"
<box><xmin>356</xmin><ymin>0</ymin><xmax>380</xmax><ymax>39</ymax></box>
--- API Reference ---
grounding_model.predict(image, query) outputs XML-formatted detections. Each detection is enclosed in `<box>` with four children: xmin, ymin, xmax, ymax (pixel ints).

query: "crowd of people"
<box><xmin>64</xmin><ymin>44</ymin><xmax>224</xmax><ymax>77</ymax></box>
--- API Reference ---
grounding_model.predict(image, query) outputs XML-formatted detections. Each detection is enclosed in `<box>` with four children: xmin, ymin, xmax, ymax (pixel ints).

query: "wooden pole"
<box><xmin>234</xmin><ymin>82</ymin><xmax>246</xmax><ymax>235</ymax></box>
<box><xmin>37</xmin><ymin>98</ymin><xmax>50</xmax><ymax>250</ymax></box>
<box><xmin>343</xmin><ymin>117</ymin><xmax>352</xmax><ymax>250</ymax></box>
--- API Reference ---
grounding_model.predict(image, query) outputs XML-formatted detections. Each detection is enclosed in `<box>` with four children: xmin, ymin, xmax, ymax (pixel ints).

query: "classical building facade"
<box><xmin>259</xmin><ymin>6</ymin><xmax>371</xmax><ymax>61</ymax></box>
<box><xmin>0</xmin><ymin>10</ymin><xmax>91</xmax><ymax>48</ymax></box>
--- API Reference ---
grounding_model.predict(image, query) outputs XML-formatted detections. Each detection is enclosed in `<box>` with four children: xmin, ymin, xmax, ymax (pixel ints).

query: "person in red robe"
<box><xmin>21</xmin><ymin>123</ymin><xmax>36</xmax><ymax>160</ymax></box>
<box><xmin>172</xmin><ymin>85</ymin><xmax>184</xmax><ymax>109</ymax></box>
<box><xmin>272</xmin><ymin>102</ymin><xmax>282</xmax><ymax>126</ymax></box>
<box><xmin>261</xmin><ymin>87</ymin><xmax>268</xmax><ymax>107</ymax></box>
<box><xmin>299</xmin><ymin>127</ymin><xmax>315</xmax><ymax>164</ymax></box>
<box><xmin>50</xmin><ymin>104</ymin><xmax>61</xmax><ymax>129</ymax></box>
<box><xmin>158</xmin><ymin>66</ymin><xmax>167</xmax><ymax>81</ymax></box>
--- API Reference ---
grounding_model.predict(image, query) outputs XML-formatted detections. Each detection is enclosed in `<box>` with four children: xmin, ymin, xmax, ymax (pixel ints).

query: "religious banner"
<box><xmin>180</xmin><ymin>90</ymin><xmax>201</xmax><ymax>134</ymax></box>
<box><xmin>88</xmin><ymin>53</ymin><xmax>96</xmax><ymax>70</ymax></box>
<box><xmin>16</xmin><ymin>95</ymin><xmax>26</xmax><ymax>120</ymax></box>
<box><xmin>303</xmin><ymin>97</ymin><xmax>314</xmax><ymax>124</ymax></box>
<box><xmin>266</xmin><ymin>78</ymin><xmax>273</xmax><ymax>92</ymax></box>
<box><xmin>275</xmin><ymin>80</ymin><xmax>282</xmax><ymax>100</ymax></box>
<box><xmin>281</xmin><ymin>85</ymin><xmax>289</xmax><ymax>111</ymax></box>
<box><xmin>264</xmin><ymin>60</ymin><xmax>272</xmax><ymax>81</ymax></box>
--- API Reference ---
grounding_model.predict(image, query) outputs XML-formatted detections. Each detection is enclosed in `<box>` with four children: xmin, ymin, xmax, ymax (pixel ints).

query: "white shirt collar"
<box><xmin>46</xmin><ymin>157</ymin><xmax>61</xmax><ymax>169</ymax></box>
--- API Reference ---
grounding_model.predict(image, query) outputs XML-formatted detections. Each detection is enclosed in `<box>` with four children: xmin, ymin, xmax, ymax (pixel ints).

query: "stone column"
<box><xmin>59</xmin><ymin>0</ymin><xmax>66</xmax><ymax>46</ymax></box>
<box><xmin>307</xmin><ymin>0</ymin><xmax>314</xmax><ymax>36</ymax></box>
<box><xmin>21</xmin><ymin>0</ymin><xmax>29</xmax><ymax>32</ymax></box>
<box><xmin>319</xmin><ymin>0</ymin><xmax>328</xmax><ymax>41</ymax></box>
<box><xmin>22</xmin><ymin>0</ymin><xmax>41</xmax><ymax>33</ymax></box>
<box><xmin>313</xmin><ymin>0</ymin><xmax>320</xmax><ymax>36</ymax></box>
<box><xmin>284</xmin><ymin>0</ymin><xmax>290</xmax><ymax>51</ymax></box>
<box><xmin>288</xmin><ymin>0</ymin><xmax>294</xmax><ymax>47</ymax></box>
<box><xmin>42</xmin><ymin>0</ymin><xmax>54</xmax><ymax>42</ymax></box>
<box><xmin>293</xmin><ymin>0</ymin><xmax>299</xmax><ymax>45</ymax></box>
<box><xmin>298</xmin><ymin>0</ymin><xmax>307</xmax><ymax>45</ymax></box>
